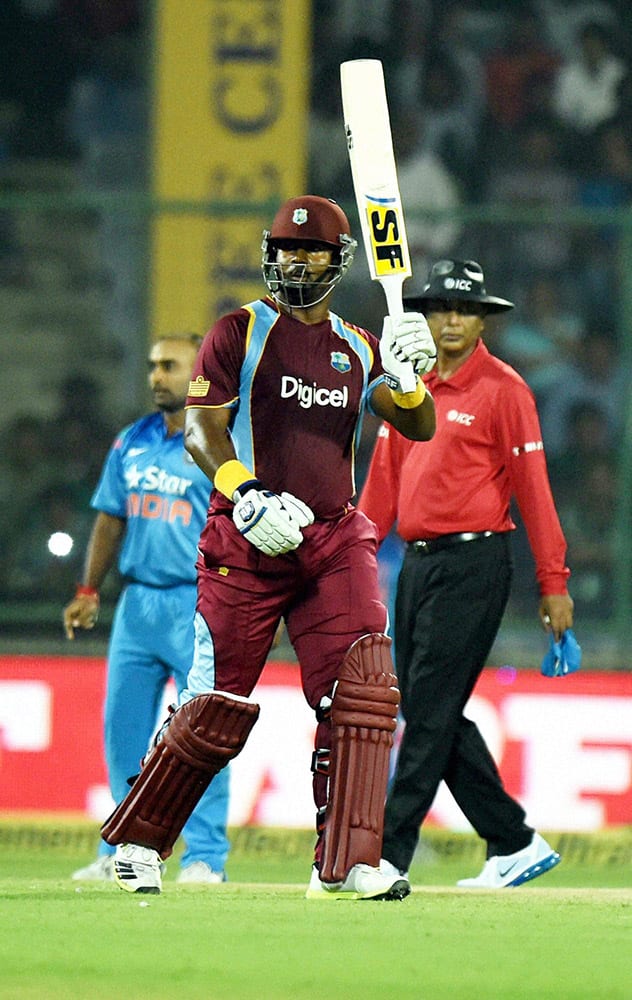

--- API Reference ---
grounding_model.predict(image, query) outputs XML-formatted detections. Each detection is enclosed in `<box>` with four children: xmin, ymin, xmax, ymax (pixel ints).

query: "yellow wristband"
<box><xmin>214</xmin><ymin>459</ymin><xmax>256</xmax><ymax>500</ymax></box>
<box><xmin>389</xmin><ymin>378</ymin><xmax>426</xmax><ymax>409</ymax></box>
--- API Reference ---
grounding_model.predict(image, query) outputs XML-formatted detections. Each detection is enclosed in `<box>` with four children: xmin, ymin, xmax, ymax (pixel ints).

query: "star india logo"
<box><xmin>292</xmin><ymin>208</ymin><xmax>308</xmax><ymax>225</ymax></box>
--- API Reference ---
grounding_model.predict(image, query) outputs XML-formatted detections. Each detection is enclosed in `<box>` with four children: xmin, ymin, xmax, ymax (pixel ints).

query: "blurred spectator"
<box><xmin>59</xmin><ymin>0</ymin><xmax>142</xmax><ymax>56</ymax></box>
<box><xmin>483</xmin><ymin>117</ymin><xmax>577</xmax><ymax>298</ymax></box>
<box><xmin>556</xmin><ymin>455</ymin><xmax>619</xmax><ymax>619</ymax></box>
<box><xmin>551</xmin><ymin>21</ymin><xmax>628</xmax><ymax>169</ymax></box>
<box><xmin>511</xmin><ymin>446</ymin><xmax>620</xmax><ymax>621</ymax></box>
<box><xmin>308</xmin><ymin>42</ymin><xmax>372</xmax><ymax>201</ymax></box>
<box><xmin>547</xmin><ymin>400</ymin><xmax>618</xmax><ymax>507</ymax></box>
<box><xmin>2</xmin><ymin>480</ymin><xmax>94</xmax><ymax>598</ymax></box>
<box><xmin>47</xmin><ymin>373</ymin><xmax>116</xmax><ymax>503</ymax></box>
<box><xmin>0</xmin><ymin>0</ymin><xmax>77</xmax><ymax>157</ymax></box>
<box><xmin>573</xmin><ymin>120</ymin><xmax>632</xmax><ymax>325</ymax></box>
<box><xmin>319</xmin><ymin>0</ymin><xmax>402</xmax><ymax>52</ymax></box>
<box><xmin>313</xmin><ymin>0</ymin><xmax>431</xmax><ymax>66</ymax></box>
<box><xmin>579</xmin><ymin>120</ymin><xmax>632</xmax><ymax>208</ymax></box>
<box><xmin>431</xmin><ymin>2</ymin><xmax>487</xmax><ymax>127</ymax></box>
<box><xmin>52</xmin><ymin>415</ymin><xmax>111</xmax><ymax>505</ymax></box>
<box><xmin>56</xmin><ymin>370</ymin><xmax>113</xmax><ymax>432</ymax></box>
<box><xmin>0</xmin><ymin>372</ymin><xmax>116</xmax><ymax>598</ymax></box>
<box><xmin>0</xmin><ymin>194</ymin><xmax>27</xmax><ymax>287</ymax></box>
<box><xmin>0</xmin><ymin>414</ymin><xmax>57</xmax><ymax>557</ymax></box>
<box><xmin>538</xmin><ymin>328</ymin><xmax>628</xmax><ymax>458</ymax></box>
<box><xmin>482</xmin><ymin>5</ymin><xmax>560</xmax><ymax>167</ymax></box>
<box><xmin>494</xmin><ymin>275</ymin><xmax>584</xmax><ymax>401</ymax></box>
<box><xmin>415</xmin><ymin>47</ymin><xmax>481</xmax><ymax>192</ymax></box>
<box><xmin>337</xmin><ymin>104</ymin><xmax>462</xmax><ymax>330</ymax></box>
<box><xmin>64</xmin><ymin>29</ymin><xmax>148</xmax><ymax>398</ymax></box>
<box><xmin>392</xmin><ymin>110</ymin><xmax>462</xmax><ymax>272</ymax></box>
<box><xmin>534</xmin><ymin>0</ymin><xmax>620</xmax><ymax>57</ymax></box>
<box><xmin>570</xmin><ymin>225</ymin><xmax>620</xmax><ymax>332</ymax></box>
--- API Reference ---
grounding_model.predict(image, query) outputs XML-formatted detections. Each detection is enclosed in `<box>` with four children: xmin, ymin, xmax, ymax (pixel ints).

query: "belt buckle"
<box><xmin>414</xmin><ymin>540</ymin><xmax>430</xmax><ymax>553</ymax></box>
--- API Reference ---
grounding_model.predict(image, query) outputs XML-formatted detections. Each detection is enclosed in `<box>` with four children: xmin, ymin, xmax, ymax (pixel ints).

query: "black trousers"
<box><xmin>382</xmin><ymin>532</ymin><xmax>533</xmax><ymax>871</ymax></box>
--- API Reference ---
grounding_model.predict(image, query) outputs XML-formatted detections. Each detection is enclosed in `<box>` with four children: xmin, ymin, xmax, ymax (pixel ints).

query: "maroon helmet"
<box><xmin>262</xmin><ymin>195</ymin><xmax>357</xmax><ymax>308</ymax></box>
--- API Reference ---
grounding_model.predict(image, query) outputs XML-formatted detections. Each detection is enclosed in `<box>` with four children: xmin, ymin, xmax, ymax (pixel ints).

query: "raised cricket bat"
<box><xmin>340</xmin><ymin>58</ymin><xmax>416</xmax><ymax>391</ymax></box>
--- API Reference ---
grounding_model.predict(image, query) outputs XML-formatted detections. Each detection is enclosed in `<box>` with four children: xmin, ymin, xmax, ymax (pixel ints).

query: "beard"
<box><xmin>154</xmin><ymin>392</ymin><xmax>185</xmax><ymax>413</ymax></box>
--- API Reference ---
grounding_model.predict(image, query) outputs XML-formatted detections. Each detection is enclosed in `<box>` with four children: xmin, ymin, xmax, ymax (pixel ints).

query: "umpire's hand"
<box><xmin>539</xmin><ymin>593</ymin><xmax>574</xmax><ymax>642</ymax></box>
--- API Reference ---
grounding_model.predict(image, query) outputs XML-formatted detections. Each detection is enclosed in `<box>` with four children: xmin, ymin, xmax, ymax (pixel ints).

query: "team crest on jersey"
<box><xmin>292</xmin><ymin>208</ymin><xmax>308</xmax><ymax>225</ymax></box>
<box><xmin>330</xmin><ymin>351</ymin><xmax>351</xmax><ymax>373</ymax></box>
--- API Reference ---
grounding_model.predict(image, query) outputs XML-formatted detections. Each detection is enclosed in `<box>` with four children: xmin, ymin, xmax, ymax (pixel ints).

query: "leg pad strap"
<box><xmin>101</xmin><ymin>692</ymin><xmax>259</xmax><ymax>858</ymax></box>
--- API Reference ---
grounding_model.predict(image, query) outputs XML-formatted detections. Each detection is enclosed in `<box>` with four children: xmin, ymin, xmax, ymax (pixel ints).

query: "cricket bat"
<box><xmin>340</xmin><ymin>58</ymin><xmax>416</xmax><ymax>391</ymax></box>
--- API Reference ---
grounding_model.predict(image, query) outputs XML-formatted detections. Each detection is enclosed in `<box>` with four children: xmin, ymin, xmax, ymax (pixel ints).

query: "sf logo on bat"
<box><xmin>364</xmin><ymin>197</ymin><xmax>407</xmax><ymax>276</ymax></box>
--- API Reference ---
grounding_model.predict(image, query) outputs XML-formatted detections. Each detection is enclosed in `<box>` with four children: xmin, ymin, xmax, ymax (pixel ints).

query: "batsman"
<box><xmin>101</xmin><ymin>195</ymin><xmax>436</xmax><ymax>899</ymax></box>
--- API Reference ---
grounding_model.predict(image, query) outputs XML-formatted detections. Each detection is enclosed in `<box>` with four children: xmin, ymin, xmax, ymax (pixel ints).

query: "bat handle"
<box><xmin>382</xmin><ymin>275</ymin><xmax>405</xmax><ymax>318</ymax></box>
<box><xmin>382</xmin><ymin>276</ymin><xmax>417</xmax><ymax>393</ymax></box>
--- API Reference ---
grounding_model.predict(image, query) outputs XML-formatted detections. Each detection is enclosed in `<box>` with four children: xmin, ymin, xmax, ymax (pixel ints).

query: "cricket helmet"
<box><xmin>262</xmin><ymin>195</ymin><xmax>357</xmax><ymax>309</ymax></box>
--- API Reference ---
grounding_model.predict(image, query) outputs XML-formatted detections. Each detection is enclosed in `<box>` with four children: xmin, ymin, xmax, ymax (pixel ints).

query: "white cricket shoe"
<box><xmin>71</xmin><ymin>855</ymin><xmax>115</xmax><ymax>881</ymax></box>
<box><xmin>114</xmin><ymin>843</ymin><xmax>162</xmax><ymax>894</ymax></box>
<box><xmin>305</xmin><ymin>863</ymin><xmax>410</xmax><ymax>901</ymax></box>
<box><xmin>457</xmin><ymin>833</ymin><xmax>561</xmax><ymax>889</ymax></box>
<box><xmin>176</xmin><ymin>861</ymin><xmax>226</xmax><ymax>884</ymax></box>
<box><xmin>380</xmin><ymin>857</ymin><xmax>410</xmax><ymax>880</ymax></box>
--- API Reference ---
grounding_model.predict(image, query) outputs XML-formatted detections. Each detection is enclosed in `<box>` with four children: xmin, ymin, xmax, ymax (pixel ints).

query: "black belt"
<box><xmin>409</xmin><ymin>531</ymin><xmax>499</xmax><ymax>555</ymax></box>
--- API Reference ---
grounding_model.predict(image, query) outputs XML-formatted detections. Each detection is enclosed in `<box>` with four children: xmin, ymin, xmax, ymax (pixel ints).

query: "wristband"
<box><xmin>389</xmin><ymin>378</ymin><xmax>426</xmax><ymax>409</ymax></box>
<box><xmin>76</xmin><ymin>585</ymin><xmax>99</xmax><ymax>600</ymax></box>
<box><xmin>215</xmin><ymin>459</ymin><xmax>258</xmax><ymax>501</ymax></box>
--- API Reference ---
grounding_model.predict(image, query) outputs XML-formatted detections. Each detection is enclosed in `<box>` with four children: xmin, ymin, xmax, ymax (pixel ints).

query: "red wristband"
<box><xmin>76</xmin><ymin>585</ymin><xmax>99</xmax><ymax>599</ymax></box>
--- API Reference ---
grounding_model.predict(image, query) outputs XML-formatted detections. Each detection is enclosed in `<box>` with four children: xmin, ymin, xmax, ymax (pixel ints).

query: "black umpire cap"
<box><xmin>404</xmin><ymin>259</ymin><xmax>514</xmax><ymax>314</ymax></box>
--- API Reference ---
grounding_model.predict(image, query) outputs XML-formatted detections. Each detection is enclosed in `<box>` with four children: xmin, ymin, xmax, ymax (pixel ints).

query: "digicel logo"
<box><xmin>280</xmin><ymin>376</ymin><xmax>348</xmax><ymax>410</ymax></box>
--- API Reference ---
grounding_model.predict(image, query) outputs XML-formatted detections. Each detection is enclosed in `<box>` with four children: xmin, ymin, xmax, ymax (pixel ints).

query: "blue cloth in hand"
<box><xmin>541</xmin><ymin>629</ymin><xmax>582</xmax><ymax>677</ymax></box>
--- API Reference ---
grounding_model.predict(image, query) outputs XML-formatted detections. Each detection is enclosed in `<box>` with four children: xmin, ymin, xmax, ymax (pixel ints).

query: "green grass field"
<box><xmin>1</xmin><ymin>821</ymin><xmax>631</xmax><ymax>999</ymax></box>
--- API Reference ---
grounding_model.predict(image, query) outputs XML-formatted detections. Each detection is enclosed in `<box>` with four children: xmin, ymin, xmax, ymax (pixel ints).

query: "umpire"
<box><xmin>359</xmin><ymin>259</ymin><xmax>574</xmax><ymax>888</ymax></box>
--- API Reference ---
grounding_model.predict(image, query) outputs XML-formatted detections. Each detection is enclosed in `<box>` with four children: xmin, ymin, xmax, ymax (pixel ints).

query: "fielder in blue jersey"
<box><xmin>64</xmin><ymin>333</ymin><xmax>230</xmax><ymax>884</ymax></box>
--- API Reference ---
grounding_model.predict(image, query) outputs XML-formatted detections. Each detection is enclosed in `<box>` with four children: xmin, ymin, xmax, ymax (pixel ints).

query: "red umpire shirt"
<box><xmin>359</xmin><ymin>339</ymin><xmax>570</xmax><ymax>596</ymax></box>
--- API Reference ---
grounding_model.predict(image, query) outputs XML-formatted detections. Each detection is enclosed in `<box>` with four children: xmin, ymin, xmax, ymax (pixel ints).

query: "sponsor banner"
<box><xmin>150</xmin><ymin>0</ymin><xmax>310</xmax><ymax>335</ymax></box>
<box><xmin>1</xmin><ymin>656</ymin><xmax>631</xmax><ymax>830</ymax></box>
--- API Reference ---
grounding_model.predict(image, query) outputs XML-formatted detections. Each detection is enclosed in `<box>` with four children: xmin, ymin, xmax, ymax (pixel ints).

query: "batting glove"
<box><xmin>233</xmin><ymin>488</ymin><xmax>314</xmax><ymax>557</ymax></box>
<box><xmin>279</xmin><ymin>491</ymin><xmax>315</xmax><ymax>528</ymax></box>
<box><xmin>382</xmin><ymin>313</ymin><xmax>437</xmax><ymax>377</ymax></box>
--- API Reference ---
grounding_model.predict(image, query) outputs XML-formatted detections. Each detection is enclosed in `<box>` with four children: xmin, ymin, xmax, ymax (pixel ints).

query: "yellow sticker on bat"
<box><xmin>365</xmin><ymin>203</ymin><xmax>407</xmax><ymax>276</ymax></box>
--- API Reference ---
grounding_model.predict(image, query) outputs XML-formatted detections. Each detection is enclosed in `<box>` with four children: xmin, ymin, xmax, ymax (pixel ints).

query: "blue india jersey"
<box><xmin>91</xmin><ymin>412</ymin><xmax>211</xmax><ymax>586</ymax></box>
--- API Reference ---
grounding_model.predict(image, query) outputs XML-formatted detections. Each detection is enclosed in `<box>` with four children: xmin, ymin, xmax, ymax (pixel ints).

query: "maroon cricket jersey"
<box><xmin>186</xmin><ymin>297</ymin><xmax>384</xmax><ymax>518</ymax></box>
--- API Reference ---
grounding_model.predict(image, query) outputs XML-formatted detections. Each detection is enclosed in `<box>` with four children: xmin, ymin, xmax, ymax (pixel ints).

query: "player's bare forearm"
<box><xmin>184</xmin><ymin>406</ymin><xmax>235</xmax><ymax>481</ymax></box>
<box><xmin>63</xmin><ymin>512</ymin><xmax>124</xmax><ymax>639</ymax></box>
<box><xmin>371</xmin><ymin>381</ymin><xmax>436</xmax><ymax>441</ymax></box>
<box><xmin>83</xmin><ymin>512</ymin><xmax>125</xmax><ymax>589</ymax></box>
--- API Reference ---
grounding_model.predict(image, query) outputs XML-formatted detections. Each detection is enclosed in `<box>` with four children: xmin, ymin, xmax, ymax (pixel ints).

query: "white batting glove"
<box><xmin>382</xmin><ymin>313</ymin><xmax>437</xmax><ymax>376</ymax></box>
<box><xmin>233</xmin><ymin>488</ymin><xmax>314</xmax><ymax>557</ymax></box>
<box><xmin>279</xmin><ymin>492</ymin><xmax>315</xmax><ymax>528</ymax></box>
<box><xmin>380</xmin><ymin>336</ymin><xmax>416</xmax><ymax>393</ymax></box>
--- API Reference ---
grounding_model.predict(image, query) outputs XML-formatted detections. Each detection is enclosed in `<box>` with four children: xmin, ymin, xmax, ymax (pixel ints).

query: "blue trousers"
<box><xmin>99</xmin><ymin>581</ymin><xmax>230</xmax><ymax>871</ymax></box>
